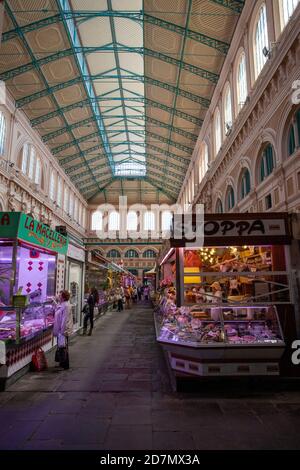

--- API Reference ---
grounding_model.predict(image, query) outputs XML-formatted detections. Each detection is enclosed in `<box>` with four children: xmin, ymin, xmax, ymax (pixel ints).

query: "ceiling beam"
<box><xmin>31</xmin><ymin>93</ymin><xmax>203</xmax><ymax>127</ymax></box>
<box><xmin>2</xmin><ymin>10</ymin><xmax>229</xmax><ymax>53</ymax></box>
<box><xmin>146</xmin><ymin>162</ymin><xmax>184</xmax><ymax>182</ymax></box>
<box><xmin>57</xmin><ymin>0</ymin><xmax>114</xmax><ymax>173</ymax></box>
<box><xmin>1</xmin><ymin>45</ymin><xmax>218</xmax><ymax>84</ymax></box>
<box><xmin>86</xmin><ymin>178</ymin><xmax>115</xmax><ymax>200</ymax></box>
<box><xmin>145</xmin><ymin>177</ymin><xmax>177</xmax><ymax>201</ymax></box>
<box><xmin>163</xmin><ymin>0</ymin><xmax>193</xmax><ymax>181</ymax></box>
<box><xmin>16</xmin><ymin>73</ymin><xmax>209</xmax><ymax>109</ymax></box>
<box><xmin>42</xmin><ymin>116</ymin><xmax>96</xmax><ymax>142</ymax></box>
<box><xmin>51</xmin><ymin>131</ymin><xmax>99</xmax><ymax>155</ymax></box>
<box><xmin>145</xmin><ymin>131</ymin><xmax>194</xmax><ymax>154</ymax></box>
<box><xmin>133</xmin><ymin>141</ymin><xmax>188</xmax><ymax>165</ymax></box>
<box><xmin>59</xmin><ymin>144</ymin><xmax>103</xmax><ymax>166</ymax></box>
<box><xmin>3</xmin><ymin>1</ymin><xmax>105</xmax><ymax>197</ymax></box>
<box><xmin>143</xmin><ymin>48</ymin><xmax>219</xmax><ymax>84</ymax></box>
<box><xmin>209</xmin><ymin>0</ymin><xmax>244</xmax><ymax>14</ymax></box>
<box><xmin>144</xmin><ymin>116</ymin><xmax>197</xmax><ymax>142</ymax></box>
<box><xmin>147</xmin><ymin>154</ymin><xmax>185</xmax><ymax>174</ymax></box>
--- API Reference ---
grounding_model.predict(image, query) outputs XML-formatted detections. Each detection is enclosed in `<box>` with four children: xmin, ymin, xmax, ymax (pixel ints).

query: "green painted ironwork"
<box><xmin>145</xmin><ymin>177</ymin><xmax>176</xmax><ymax>200</ymax></box>
<box><xmin>147</xmin><ymin>169</ymin><xmax>182</xmax><ymax>187</ymax></box>
<box><xmin>145</xmin><ymin>116</ymin><xmax>197</xmax><ymax>142</ymax></box>
<box><xmin>16</xmin><ymin>73</ymin><xmax>209</xmax><ymax>109</ymax></box>
<box><xmin>163</xmin><ymin>0</ymin><xmax>193</xmax><ymax>183</ymax></box>
<box><xmin>57</xmin><ymin>0</ymin><xmax>114</xmax><ymax>175</ymax></box>
<box><xmin>31</xmin><ymin>93</ymin><xmax>202</xmax><ymax>127</ymax></box>
<box><xmin>2</xmin><ymin>10</ymin><xmax>229</xmax><ymax>53</ymax></box>
<box><xmin>209</xmin><ymin>0</ymin><xmax>244</xmax><ymax>14</ymax></box>
<box><xmin>4</xmin><ymin>2</ymin><xmax>106</xmax><ymax>195</ymax></box>
<box><xmin>147</xmin><ymin>155</ymin><xmax>186</xmax><ymax>173</ymax></box>
<box><xmin>107</xmin><ymin>0</ymin><xmax>136</xmax><ymax>172</ymax></box>
<box><xmin>51</xmin><ymin>131</ymin><xmax>99</xmax><ymax>155</ymax></box>
<box><xmin>146</xmin><ymin>162</ymin><xmax>184</xmax><ymax>182</ymax></box>
<box><xmin>42</xmin><ymin>116</ymin><xmax>96</xmax><ymax>142</ymax></box>
<box><xmin>145</xmin><ymin>131</ymin><xmax>193</xmax><ymax>154</ymax></box>
<box><xmin>65</xmin><ymin>159</ymin><xmax>107</xmax><ymax>175</ymax></box>
<box><xmin>61</xmin><ymin>146</ymin><xmax>104</xmax><ymax>168</ymax></box>
<box><xmin>1</xmin><ymin>44</ymin><xmax>218</xmax><ymax>84</ymax></box>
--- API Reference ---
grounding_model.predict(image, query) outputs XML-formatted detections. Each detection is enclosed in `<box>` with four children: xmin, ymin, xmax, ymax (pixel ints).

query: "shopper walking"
<box><xmin>116</xmin><ymin>288</ymin><xmax>124</xmax><ymax>311</ymax></box>
<box><xmin>137</xmin><ymin>286</ymin><xmax>142</xmax><ymax>302</ymax></box>
<box><xmin>124</xmin><ymin>286</ymin><xmax>131</xmax><ymax>309</ymax></box>
<box><xmin>83</xmin><ymin>287</ymin><xmax>99</xmax><ymax>336</ymax></box>
<box><xmin>144</xmin><ymin>285</ymin><xmax>150</xmax><ymax>301</ymax></box>
<box><xmin>53</xmin><ymin>290</ymin><xmax>73</xmax><ymax>370</ymax></box>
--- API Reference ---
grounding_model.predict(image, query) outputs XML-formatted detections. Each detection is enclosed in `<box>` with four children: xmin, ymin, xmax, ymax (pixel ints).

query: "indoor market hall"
<box><xmin>0</xmin><ymin>0</ymin><xmax>300</xmax><ymax>458</ymax></box>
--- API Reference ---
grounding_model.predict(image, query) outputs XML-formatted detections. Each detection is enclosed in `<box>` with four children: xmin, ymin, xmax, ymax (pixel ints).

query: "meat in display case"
<box><xmin>0</xmin><ymin>301</ymin><xmax>56</xmax><ymax>342</ymax></box>
<box><xmin>154</xmin><ymin>301</ymin><xmax>285</xmax><ymax>384</ymax></box>
<box><xmin>155</xmin><ymin>302</ymin><xmax>284</xmax><ymax>348</ymax></box>
<box><xmin>156</xmin><ymin>213</ymin><xmax>296</xmax><ymax>387</ymax></box>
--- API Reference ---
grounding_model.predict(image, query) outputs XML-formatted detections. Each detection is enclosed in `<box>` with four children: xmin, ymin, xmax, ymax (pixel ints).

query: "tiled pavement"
<box><xmin>1</xmin><ymin>304</ymin><xmax>300</xmax><ymax>450</ymax></box>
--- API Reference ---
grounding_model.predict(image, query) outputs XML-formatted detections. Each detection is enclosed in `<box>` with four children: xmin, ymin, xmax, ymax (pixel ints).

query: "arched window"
<box><xmin>144</xmin><ymin>211</ymin><xmax>155</xmax><ymax>230</ymax></box>
<box><xmin>64</xmin><ymin>186</ymin><xmax>69</xmax><ymax>213</ymax></box>
<box><xmin>107</xmin><ymin>249</ymin><xmax>120</xmax><ymax>258</ymax></box>
<box><xmin>125</xmin><ymin>249</ymin><xmax>139</xmax><ymax>258</ymax></box>
<box><xmin>214</xmin><ymin>108</ymin><xmax>222</xmax><ymax>156</ymax></box>
<box><xmin>143</xmin><ymin>249</ymin><xmax>156</xmax><ymax>258</ymax></box>
<box><xmin>288</xmin><ymin>125</ymin><xmax>296</xmax><ymax>156</ymax></box>
<box><xmin>21</xmin><ymin>143</ymin><xmax>37</xmax><ymax>181</ymax></box>
<box><xmin>91</xmin><ymin>211</ymin><xmax>103</xmax><ymax>230</ymax></box>
<box><xmin>0</xmin><ymin>112</ymin><xmax>6</xmax><ymax>155</ymax></box>
<box><xmin>224</xmin><ymin>84</ymin><xmax>233</xmax><ymax>134</ymax></box>
<box><xmin>127</xmin><ymin>211</ymin><xmax>138</xmax><ymax>231</ymax></box>
<box><xmin>161</xmin><ymin>210</ymin><xmax>173</xmax><ymax>231</ymax></box>
<box><xmin>35</xmin><ymin>157</ymin><xmax>41</xmax><ymax>185</ymax></box>
<box><xmin>49</xmin><ymin>171</ymin><xmax>55</xmax><ymax>201</ymax></box>
<box><xmin>108</xmin><ymin>211</ymin><xmax>120</xmax><ymax>230</ymax></box>
<box><xmin>226</xmin><ymin>186</ymin><xmax>235</xmax><ymax>211</ymax></box>
<box><xmin>236</xmin><ymin>52</ymin><xmax>248</xmax><ymax>111</ymax></box>
<box><xmin>254</xmin><ymin>4</ymin><xmax>269</xmax><ymax>80</ymax></box>
<box><xmin>28</xmin><ymin>146</ymin><xmax>36</xmax><ymax>180</ymax></box>
<box><xmin>279</xmin><ymin>0</ymin><xmax>299</xmax><ymax>30</ymax></box>
<box><xmin>69</xmin><ymin>193</ymin><xmax>74</xmax><ymax>217</ymax></box>
<box><xmin>259</xmin><ymin>144</ymin><xmax>274</xmax><ymax>182</ymax></box>
<box><xmin>57</xmin><ymin>176</ymin><xmax>62</xmax><ymax>207</ymax></box>
<box><xmin>199</xmin><ymin>142</ymin><xmax>209</xmax><ymax>182</ymax></box>
<box><xmin>21</xmin><ymin>144</ymin><xmax>29</xmax><ymax>174</ymax></box>
<box><xmin>74</xmin><ymin>199</ymin><xmax>78</xmax><ymax>222</ymax></box>
<box><xmin>288</xmin><ymin>109</ymin><xmax>300</xmax><ymax>156</ymax></box>
<box><xmin>216</xmin><ymin>198</ymin><xmax>223</xmax><ymax>214</ymax></box>
<box><xmin>241</xmin><ymin>169</ymin><xmax>251</xmax><ymax>199</ymax></box>
<box><xmin>78</xmin><ymin>204</ymin><xmax>82</xmax><ymax>226</ymax></box>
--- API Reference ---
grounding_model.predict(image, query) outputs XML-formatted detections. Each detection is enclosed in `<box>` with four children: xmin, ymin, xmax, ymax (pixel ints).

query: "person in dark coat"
<box><xmin>83</xmin><ymin>287</ymin><xmax>99</xmax><ymax>336</ymax></box>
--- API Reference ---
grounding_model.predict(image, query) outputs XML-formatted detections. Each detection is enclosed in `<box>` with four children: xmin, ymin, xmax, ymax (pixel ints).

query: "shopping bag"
<box><xmin>57</xmin><ymin>333</ymin><xmax>66</xmax><ymax>348</ymax></box>
<box><xmin>32</xmin><ymin>347</ymin><xmax>48</xmax><ymax>372</ymax></box>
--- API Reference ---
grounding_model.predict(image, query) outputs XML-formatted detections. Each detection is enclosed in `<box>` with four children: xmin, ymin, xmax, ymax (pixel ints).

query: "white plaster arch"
<box><xmin>253</xmin><ymin>129</ymin><xmax>277</xmax><ymax>185</ymax></box>
<box><xmin>277</xmin><ymin>98</ymin><xmax>300</xmax><ymax>162</ymax></box>
<box><xmin>233</xmin><ymin>47</ymin><xmax>249</xmax><ymax>118</ymax></box>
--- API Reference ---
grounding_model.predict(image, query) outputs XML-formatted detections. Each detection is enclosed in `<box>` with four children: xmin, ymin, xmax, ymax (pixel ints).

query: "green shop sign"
<box><xmin>0</xmin><ymin>212</ymin><xmax>69</xmax><ymax>255</ymax></box>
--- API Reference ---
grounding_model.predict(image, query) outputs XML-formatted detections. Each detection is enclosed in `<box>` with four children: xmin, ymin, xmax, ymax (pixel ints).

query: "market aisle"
<box><xmin>1</xmin><ymin>304</ymin><xmax>300</xmax><ymax>450</ymax></box>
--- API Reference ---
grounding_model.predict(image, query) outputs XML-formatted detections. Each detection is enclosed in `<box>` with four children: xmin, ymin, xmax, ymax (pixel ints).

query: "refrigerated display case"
<box><xmin>0</xmin><ymin>212</ymin><xmax>68</xmax><ymax>389</ymax></box>
<box><xmin>156</xmin><ymin>213</ymin><xmax>297</xmax><ymax>387</ymax></box>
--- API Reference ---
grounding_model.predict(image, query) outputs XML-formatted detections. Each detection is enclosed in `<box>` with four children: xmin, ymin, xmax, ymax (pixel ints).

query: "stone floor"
<box><xmin>1</xmin><ymin>303</ymin><xmax>300</xmax><ymax>450</ymax></box>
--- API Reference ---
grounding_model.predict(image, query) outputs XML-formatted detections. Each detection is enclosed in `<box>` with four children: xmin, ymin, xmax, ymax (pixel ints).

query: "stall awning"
<box><xmin>145</xmin><ymin>265</ymin><xmax>156</xmax><ymax>275</ymax></box>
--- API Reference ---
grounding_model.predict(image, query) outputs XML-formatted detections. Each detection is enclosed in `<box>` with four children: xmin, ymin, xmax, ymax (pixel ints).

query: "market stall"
<box><xmin>0</xmin><ymin>212</ymin><xmax>68</xmax><ymax>389</ymax></box>
<box><xmin>85</xmin><ymin>250</ymin><xmax>114</xmax><ymax>315</ymax></box>
<box><xmin>66</xmin><ymin>237</ymin><xmax>85</xmax><ymax>331</ymax></box>
<box><xmin>156</xmin><ymin>213</ymin><xmax>297</xmax><ymax>388</ymax></box>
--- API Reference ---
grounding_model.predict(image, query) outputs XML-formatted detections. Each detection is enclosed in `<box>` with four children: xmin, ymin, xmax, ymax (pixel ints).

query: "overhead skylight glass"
<box><xmin>115</xmin><ymin>162</ymin><xmax>146</xmax><ymax>177</ymax></box>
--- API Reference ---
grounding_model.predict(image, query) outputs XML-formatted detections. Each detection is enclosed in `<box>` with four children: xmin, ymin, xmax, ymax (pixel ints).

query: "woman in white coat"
<box><xmin>53</xmin><ymin>290</ymin><xmax>73</xmax><ymax>369</ymax></box>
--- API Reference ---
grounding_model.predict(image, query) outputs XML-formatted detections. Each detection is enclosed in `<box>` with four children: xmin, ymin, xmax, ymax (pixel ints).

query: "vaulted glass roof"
<box><xmin>0</xmin><ymin>0</ymin><xmax>244</xmax><ymax>203</ymax></box>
